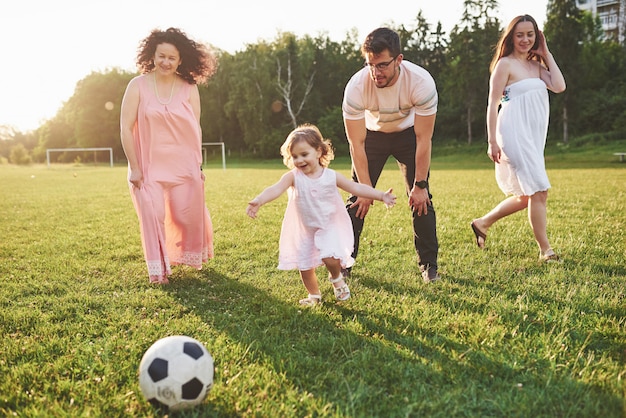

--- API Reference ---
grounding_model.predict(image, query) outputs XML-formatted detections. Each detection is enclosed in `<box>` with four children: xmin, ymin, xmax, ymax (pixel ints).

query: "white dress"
<box><xmin>495</xmin><ymin>78</ymin><xmax>551</xmax><ymax>196</ymax></box>
<box><xmin>277</xmin><ymin>168</ymin><xmax>355</xmax><ymax>271</ymax></box>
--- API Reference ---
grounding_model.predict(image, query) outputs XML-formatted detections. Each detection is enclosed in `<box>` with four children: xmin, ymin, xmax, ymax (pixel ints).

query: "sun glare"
<box><xmin>1</xmin><ymin>0</ymin><xmax>546</xmax><ymax>132</ymax></box>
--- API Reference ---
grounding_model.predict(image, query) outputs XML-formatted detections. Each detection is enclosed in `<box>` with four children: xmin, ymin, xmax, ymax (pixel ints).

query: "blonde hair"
<box><xmin>280</xmin><ymin>124</ymin><xmax>335</xmax><ymax>169</ymax></box>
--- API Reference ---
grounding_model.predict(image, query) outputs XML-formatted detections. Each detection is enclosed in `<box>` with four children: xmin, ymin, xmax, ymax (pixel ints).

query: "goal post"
<box><xmin>46</xmin><ymin>147</ymin><xmax>114</xmax><ymax>167</ymax></box>
<box><xmin>202</xmin><ymin>142</ymin><xmax>226</xmax><ymax>170</ymax></box>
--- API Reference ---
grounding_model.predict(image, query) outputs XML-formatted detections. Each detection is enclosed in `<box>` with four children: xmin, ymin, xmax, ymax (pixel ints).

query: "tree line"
<box><xmin>2</xmin><ymin>0</ymin><xmax>625</xmax><ymax>164</ymax></box>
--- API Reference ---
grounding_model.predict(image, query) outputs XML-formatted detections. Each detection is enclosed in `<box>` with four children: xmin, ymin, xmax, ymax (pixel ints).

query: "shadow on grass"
<box><xmin>161</xmin><ymin>265</ymin><xmax>623</xmax><ymax>417</ymax></box>
<box><xmin>363</xmin><ymin>264</ymin><xmax>625</xmax><ymax>416</ymax></box>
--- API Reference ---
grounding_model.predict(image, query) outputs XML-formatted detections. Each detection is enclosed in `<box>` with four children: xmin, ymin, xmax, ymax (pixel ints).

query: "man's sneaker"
<box><xmin>421</xmin><ymin>268</ymin><xmax>441</xmax><ymax>284</ymax></box>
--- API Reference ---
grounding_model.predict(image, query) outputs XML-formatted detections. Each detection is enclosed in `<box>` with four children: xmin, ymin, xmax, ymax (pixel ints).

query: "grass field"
<box><xmin>0</xmin><ymin>148</ymin><xmax>624</xmax><ymax>417</ymax></box>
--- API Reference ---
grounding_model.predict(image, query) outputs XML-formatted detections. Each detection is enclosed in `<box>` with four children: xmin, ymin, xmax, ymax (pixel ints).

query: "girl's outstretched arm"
<box><xmin>246</xmin><ymin>171</ymin><xmax>295</xmax><ymax>218</ymax></box>
<box><xmin>336</xmin><ymin>172</ymin><xmax>396</xmax><ymax>208</ymax></box>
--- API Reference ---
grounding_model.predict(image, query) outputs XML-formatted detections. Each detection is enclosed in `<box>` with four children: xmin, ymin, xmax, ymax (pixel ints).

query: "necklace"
<box><xmin>153</xmin><ymin>73</ymin><xmax>176</xmax><ymax>105</ymax></box>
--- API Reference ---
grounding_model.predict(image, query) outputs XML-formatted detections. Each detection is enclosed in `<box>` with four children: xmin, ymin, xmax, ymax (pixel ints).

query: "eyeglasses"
<box><xmin>364</xmin><ymin>56</ymin><xmax>397</xmax><ymax>71</ymax></box>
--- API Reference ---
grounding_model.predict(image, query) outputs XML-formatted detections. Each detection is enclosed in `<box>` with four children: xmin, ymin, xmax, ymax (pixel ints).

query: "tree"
<box><xmin>33</xmin><ymin>118</ymin><xmax>75</xmax><ymax>163</ymax></box>
<box><xmin>544</xmin><ymin>0</ymin><xmax>585</xmax><ymax>143</ymax></box>
<box><xmin>428</xmin><ymin>22</ymin><xmax>450</xmax><ymax>85</ymax></box>
<box><xmin>218</xmin><ymin>32</ymin><xmax>353</xmax><ymax>157</ymax></box>
<box><xmin>201</xmin><ymin>50</ymin><xmax>245</xmax><ymax>152</ymax></box>
<box><xmin>9</xmin><ymin>143</ymin><xmax>32</xmax><ymax>165</ymax></box>
<box><xmin>274</xmin><ymin>34</ymin><xmax>316</xmax><ymax>129</ymax></box>
<box><xmin>64</xmin><ymin>69</ymin><xmax>133</xmax><ymax>159</ymax></box>
<box><xmin>9</xmin><ymin>6</ymin><xmax>625</xmax><ymax>162</ymax></box>
<box><xmin>0</xmin><ymin>126</ymin><xmax>37</xmax><ymax>162</ymax></box>
<box><xmin>396</xmin><ymin>11</ymin><xmax>435</xmax><ymax>67</ymax></box>
<box><xmin>441</xmin><ymin>0</ymin><xmax>500</xmax><ymax>144</ymax></box>
<box><xmin>393</xmin><ymin>12</ymin><xmax>449</xmax><ymax>86</ymax></box>
<box><xmin>304</xmin><ymin>31</ymin><xmax>362</xmax><ymax>156</ymax></box>
<box><xmin>572</xmin><ymin>12</ymin><xmax>624</xmax><ymax>135</ymax></box>
<box><xmin>31</xmin><ymin>69</ymin><xmax>133</xmax><ymax>163</ymax></box>
<box><xmin>221</xmin><ymin>42</ymin><xmax>276</xmax><ymax>156</ymax></box>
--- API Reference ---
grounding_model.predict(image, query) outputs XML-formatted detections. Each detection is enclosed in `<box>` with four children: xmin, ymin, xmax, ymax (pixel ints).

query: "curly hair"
<box><xmin>280</xmin><ymin>124</ymin><xmax>335</xmax><ymax>169</ymax></box>
<box><xmin>490</xmin><ymin>15</ymin><xmax>544</xmax><ymax>73</ymax></box>
<box><xmin>136</xmin><ymin>27</ymin><xmax>217</xmax><ymax>84</ymax></box>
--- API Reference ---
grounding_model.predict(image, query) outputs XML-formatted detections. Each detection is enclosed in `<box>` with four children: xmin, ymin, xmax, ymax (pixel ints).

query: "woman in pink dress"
<box><xmin>246</xmin><ymin>125</ymin><xmax>397</xmax><ymax>306</ymax></box>
<box><xmin>120</xmin><ymin>28</ymin><xmax>217</xmax><ymax>284</ymax></box>
<box><xmin>470</xmin><ymin>15</ymin><xmax>566</xmax><ymax>262</ymax></box>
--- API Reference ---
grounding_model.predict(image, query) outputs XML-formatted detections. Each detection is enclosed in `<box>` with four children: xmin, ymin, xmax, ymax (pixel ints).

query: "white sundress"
<box><xmin>495</xmin><ymin>78</ymin><xmax>551</xmax><ymax>196</ymax></box>
<box><xmin>277</xmin><ymin>168</ymin><xmax>355</xmax><ymax>271</ymax></box>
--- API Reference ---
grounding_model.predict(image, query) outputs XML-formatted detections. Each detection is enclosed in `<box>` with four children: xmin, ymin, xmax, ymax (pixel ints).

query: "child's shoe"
<box><xmin>329</xmin><ymin>274</ymin><xmax>350</xmax><ymax>301</ymax></box>
<box><xmin>299</xmin><ymin>294</ymin><xmax>322</xmax><ymax>306</ymax></box>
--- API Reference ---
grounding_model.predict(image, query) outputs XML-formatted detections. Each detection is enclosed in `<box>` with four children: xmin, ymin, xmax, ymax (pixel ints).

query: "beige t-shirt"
<box><xmin>342</xmin><ymin>60</ymin><xmax>438</xmax><ymax>132</ymax></box>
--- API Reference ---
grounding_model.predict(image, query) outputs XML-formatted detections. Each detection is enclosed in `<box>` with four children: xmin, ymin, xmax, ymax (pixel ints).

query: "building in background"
<box><xmin>577</xmin><ymin>0</ymin><xmax>626</xmax><ymax>43</ymax></box>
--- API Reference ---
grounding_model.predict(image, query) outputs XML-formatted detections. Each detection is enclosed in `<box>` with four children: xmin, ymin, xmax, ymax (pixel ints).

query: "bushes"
<box><xmin>9</xmin><ymin>143</ymin><xmax>32</xmax><ymax>165</ymax></box>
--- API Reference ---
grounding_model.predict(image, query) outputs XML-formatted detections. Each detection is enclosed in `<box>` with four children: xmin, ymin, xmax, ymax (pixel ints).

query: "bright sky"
<box><xmin>1</xmin><ymin>0</ymin><xmax>547</xmax><ymax>132</ymax></box>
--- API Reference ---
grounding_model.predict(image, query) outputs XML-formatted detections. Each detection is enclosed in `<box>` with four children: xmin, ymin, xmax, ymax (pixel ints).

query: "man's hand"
<box><xmin>409</xmin><ymin>187</ymin><xmax>430</xmax><ymax>216</ymax></box>
<box><xmin>349</xmin><ymin>196</ymin><xmax>374</xmax><ymax>219</ymax></box>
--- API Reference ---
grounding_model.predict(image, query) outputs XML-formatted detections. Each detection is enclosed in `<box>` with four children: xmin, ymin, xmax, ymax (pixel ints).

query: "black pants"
<box><xmin>346</xmin><ymin>127</ymin><xmax>439</xmax><ymax>272</ymax></box>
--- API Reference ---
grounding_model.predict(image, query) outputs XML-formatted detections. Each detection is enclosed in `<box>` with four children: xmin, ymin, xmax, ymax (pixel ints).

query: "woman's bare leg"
<box><xmin>472</xmin><ymin>195</ymin><xmax>530</xmax><ymax>245</ymax></box>
<box><xmin>528</xmin><ymin>190</ymin><xmax>552</xmax><ymax>254</ymax></box>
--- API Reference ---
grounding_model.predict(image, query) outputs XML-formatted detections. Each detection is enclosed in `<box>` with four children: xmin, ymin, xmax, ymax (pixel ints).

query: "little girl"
<box><xmin>246</xmin><ymin>124</ymin><xmax>396</xmax><ymax>306</ymax></box>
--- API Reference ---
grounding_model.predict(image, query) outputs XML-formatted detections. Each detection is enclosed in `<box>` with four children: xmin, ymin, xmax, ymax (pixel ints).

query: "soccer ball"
<box><xmin>138</xmin><ymin>335</ymin><xmax>214</xmax><ymax>411</ymax></box>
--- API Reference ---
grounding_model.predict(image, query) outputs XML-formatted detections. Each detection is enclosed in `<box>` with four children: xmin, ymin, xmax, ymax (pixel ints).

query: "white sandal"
<box><xmin>329</xmin><ymin>274</ymin><xmax>350</xmax><ymax>301</ymax></box>
<box><xmin>299</xmin><ymin>294</ymin><xmax>322</xmax><ymax>306</ymax></box>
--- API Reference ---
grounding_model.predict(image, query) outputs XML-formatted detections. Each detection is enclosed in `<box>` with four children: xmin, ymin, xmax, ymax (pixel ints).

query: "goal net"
<box><xmin>202</xmin><ymin>142</ymin><xmax>226</xmax><ymax>170</ymax></box>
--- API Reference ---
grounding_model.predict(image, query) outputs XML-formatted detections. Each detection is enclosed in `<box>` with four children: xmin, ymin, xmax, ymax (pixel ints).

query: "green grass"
<box><xmin>0</xmin><ymin>146</ymin><xmax>624</xmax><ymax>417</ymax></box>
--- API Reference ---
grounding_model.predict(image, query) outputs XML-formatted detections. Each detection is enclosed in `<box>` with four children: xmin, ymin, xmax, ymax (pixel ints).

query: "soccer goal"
<box><xmin>46</xmin><ymin>147</ymin><xmax>114</xmax><ymax>167</ymax></box>
<box><xmin>202</xmin><ymin>142</ymin><xmax>226</xmax><ymax>170</ymax></box>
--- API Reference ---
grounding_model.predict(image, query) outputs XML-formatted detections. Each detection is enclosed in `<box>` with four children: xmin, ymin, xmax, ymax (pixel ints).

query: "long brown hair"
<box><xmin>489</xmin><ymin>15</ymin><xmax>544</xmax><ymax>73</ymax></box>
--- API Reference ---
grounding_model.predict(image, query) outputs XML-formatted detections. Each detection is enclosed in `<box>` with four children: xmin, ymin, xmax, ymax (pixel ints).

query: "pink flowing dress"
<box><xmin>278</xmin><ymin>168</ymin><xmax>355</xmax><ymax>271</ymax></box>
<box><xmin>128</xmin><ymin>74</ymin><xmax>213</xmax><ymax>279</ymax></box>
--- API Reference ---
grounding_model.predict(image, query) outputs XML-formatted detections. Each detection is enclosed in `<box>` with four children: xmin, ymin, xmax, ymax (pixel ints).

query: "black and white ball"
<box><xmin>138</xmin><ymin>335</ymin><xmax>214</xmax><ymax>411</ymax></box>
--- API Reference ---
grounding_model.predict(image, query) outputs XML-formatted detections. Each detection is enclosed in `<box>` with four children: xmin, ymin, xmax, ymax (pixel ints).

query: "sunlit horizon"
<box><xmin>1</xmin><ymin>0</ymin><xmax>547</xmax><ymax>133</ymax></box>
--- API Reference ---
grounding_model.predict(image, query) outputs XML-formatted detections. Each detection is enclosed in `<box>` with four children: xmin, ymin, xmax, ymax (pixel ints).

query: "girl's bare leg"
<box><xmin>323</xmin><ymin>257</ymin><xmax>342</xmax><ymax>281</ymax></box>
<box><xmin>323</xmin><ymin>257</ymin><xmax>350</xmax><ymax>300</ymax></box>
<box><xmin>299</xmin><ymin>269</ymin><xmax>320</xmax><ymax>296</ymax></box>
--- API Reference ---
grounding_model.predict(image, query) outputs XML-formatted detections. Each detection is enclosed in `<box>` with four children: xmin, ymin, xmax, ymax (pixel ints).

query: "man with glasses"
<box><xmin>342</xmin><ymin>27</ymin><xmax>440</xmax><ymax>284</ymax></box>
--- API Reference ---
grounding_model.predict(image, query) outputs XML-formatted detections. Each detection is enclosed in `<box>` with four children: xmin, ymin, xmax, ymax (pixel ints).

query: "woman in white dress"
<box><xmin>470</xmin><ymin>15</ymin><xmax>566</xmax><ymax>262</ymax></box>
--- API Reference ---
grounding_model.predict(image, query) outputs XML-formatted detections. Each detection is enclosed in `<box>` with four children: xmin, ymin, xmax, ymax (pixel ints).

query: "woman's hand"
<box><xmin>487</xmin><ymin>142</ymin><xmax>502</xmax><ymax>163</ymax></box>
<box><xmin>532</xmin><ymin>30</ymin><xmax>550</xmax><ymax>59</ymax></box>
<box><xmin>129</xmin><ymin>169</ymin><xmax>143</xmax><ymax>189</ymax></box>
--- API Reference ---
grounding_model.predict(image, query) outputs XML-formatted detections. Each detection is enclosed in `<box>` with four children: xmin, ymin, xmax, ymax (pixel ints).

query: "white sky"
<box><xmin>0</xmin><ymin>0</ymin><xmax>547</xmax><ymax>132</ymax></box>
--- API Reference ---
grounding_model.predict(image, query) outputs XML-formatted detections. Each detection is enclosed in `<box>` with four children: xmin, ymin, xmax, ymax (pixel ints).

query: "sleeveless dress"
<box><xmin>128</xmin><ymin>74</ymin><xmax>213</xmax><ymax>279</ymax></box>
<box><xmin>278</xmin><ymin>168</ymin><xmax>355</xmax><ymax>271</ymax></box>
<box><xmin>495</xmin><ymin>78</ymin><xmax>551</xmax><ymax>196</ymax></box>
